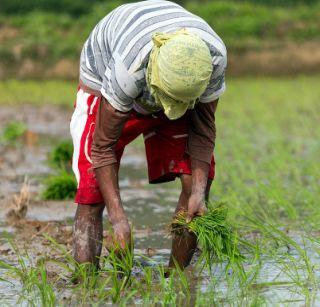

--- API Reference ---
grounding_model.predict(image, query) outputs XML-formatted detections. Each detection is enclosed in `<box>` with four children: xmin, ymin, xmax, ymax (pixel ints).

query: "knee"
<box><xmin>76</xmin><ymin>203</ymin><xmax>105</xmax><ymax>218</ymax></box>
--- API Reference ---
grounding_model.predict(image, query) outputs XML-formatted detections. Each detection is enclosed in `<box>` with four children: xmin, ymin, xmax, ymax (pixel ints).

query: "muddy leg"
<box><xmin>73</xmin><ymin>203</ymin><xmax>105</xmax><ymax>267</ymax></box>
<box><xmin>168</xmin><ymin>175</ymin><xmax>212</xmax><ymax>271</ymax></box>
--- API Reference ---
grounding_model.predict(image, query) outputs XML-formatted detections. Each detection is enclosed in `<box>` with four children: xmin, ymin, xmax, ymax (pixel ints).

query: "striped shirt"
<box><xmin>79</xmin><ymin>0</ymin><xmax>227</xmax><ymax>114</ymax></box>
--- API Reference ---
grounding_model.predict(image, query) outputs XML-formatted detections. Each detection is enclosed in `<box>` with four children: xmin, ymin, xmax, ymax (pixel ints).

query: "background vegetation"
<box><xmin>0</xmin><ymin>0</ymin><xmax>319</xmax><ymax>78</ymax></box>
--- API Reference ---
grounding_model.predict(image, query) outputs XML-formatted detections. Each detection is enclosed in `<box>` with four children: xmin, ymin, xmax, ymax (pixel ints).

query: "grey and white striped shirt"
<box><xmin>79</xmin><ymin>0</ymin><xmax>227</xmax><ymax>114</ymax></box>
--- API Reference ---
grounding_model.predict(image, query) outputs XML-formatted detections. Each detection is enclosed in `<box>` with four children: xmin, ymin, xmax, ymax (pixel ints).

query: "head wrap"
<box><xmin>146</xmin><ymin>29</ymin><xmax>212</xmax><ymax>120</ymax></box>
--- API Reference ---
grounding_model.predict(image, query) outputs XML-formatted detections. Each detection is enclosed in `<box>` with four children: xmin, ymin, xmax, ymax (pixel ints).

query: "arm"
<box><xmin>186</xmin><ymin>99</ymin><xmax>218</xmax><ymax>222</ymax></box>
<box><xmin>91</xmin><ymin>97</ymin><xmax>131</xmax><ymax>248</ymax></box>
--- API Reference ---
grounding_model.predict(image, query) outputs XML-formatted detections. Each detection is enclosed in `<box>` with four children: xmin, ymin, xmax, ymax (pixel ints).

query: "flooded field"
<box><xmin>0</xmin><ymin>104</ymin><xmax>181</xmax><ymax>304</ymax></box>
<box><xmin>0</xmin><ymin>77</ymin><xmax>319</xmax><ymax>305</ymax></box>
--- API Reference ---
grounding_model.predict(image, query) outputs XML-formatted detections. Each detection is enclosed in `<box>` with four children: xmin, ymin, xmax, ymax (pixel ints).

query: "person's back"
<box><xmin>79</xmin><ymin>0</ymin><xmax>227</xmax><ymax>114</ymax></box>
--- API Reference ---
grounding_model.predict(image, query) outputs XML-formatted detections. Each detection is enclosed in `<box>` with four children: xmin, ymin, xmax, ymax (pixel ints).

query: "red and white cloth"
<box><xmin>70</xmin><ymin>88</ymin><xmax>215</xmax><ymax>205</ymax></box>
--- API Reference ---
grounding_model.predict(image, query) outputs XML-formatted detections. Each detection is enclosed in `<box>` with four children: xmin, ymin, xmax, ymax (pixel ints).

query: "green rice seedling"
<box><xmin>248</xmin><ymin>220</ymin><xmax>317</xmax><ymax>304</ymax></box>
<box><xmin>156</xmin><ymin>265</ymin><xmax>177</xmax><ymax>305</ymax></box>
<box><xmin>48</xmin><ymin>140</ymin><xmax>73</xmax><ymax>170</ymax></box>
<box><xmin>0</xmin><ymin>240</ymin><xmax>56</xmax><ymax>306</ymax></box>
<box><xmin>142</xmin><ymin>266</ymin><xmax>153</xmax><ymax>292</ymax></box>
<box><xmin>42</xmin><ymin>170</ymin><xmax>77</xmax><ymax>200</ymax></box>
<box><xmin>0</xmin><ymin>120</ymin><xmax>27</xmax><ymax>145</ymax></box>
<box><xmin>106</xmin><ymin>245</ymin><xmax>134</xmax><ymax>279</ymax></box>
<box><xmin>30</xmin><ymin>260</ymin><xmax>57</xmax><ymax>307</ymax></box>
<box><xmin>73</xmin><ymin>263</ymin><xmax>102</xmax><ymax>304</ymax></box>
<box><xmin>236</xmin><ymin>241</ymin><xmax>263</xmax><ymax>290</ymax></box>
<box><xmin>253</xmin><ymin>221</ymin><xmax>316</xmax><ymax>287</ymax></box>
<box><xmin>173</xmin><ymin>259</ymin><xmax>191</xmax><ymax>303</ymax></box>
<box><xmin>131</xmin><ymin>254</ymin><xmax>193</xmax><ymax>305</ymax></box>
<box><xmin>102</xmin><ymin>242</ymin><xmax>134</xmax><ymax>303</ymax></box>
<box><xmin>44</xmin><ymin>234</ymin><xmax>110</xmax><ymax>304</ymax></box>
<box><xmin>138</xmin><ymin>266</ymin><xmax>154</xmax><ymax>304</ymax></box>
<box><xmin>155</xmin><ymin>259</ymin><xmax>192</xmax><ymax>305</ymax></box>
<box><xmin>195</xmin><ymin>285</ymin><xmax>217</xmax><ymax>306</ymax></box>
<box><xmin>45</xmin><ymin>233</ymin><xmax>137</xmax><ymax>304</ymax></box>
<box><xmin>170</xmin><ymin>204</ymin><xmax>244</xmax><ymax>271</ymax></box>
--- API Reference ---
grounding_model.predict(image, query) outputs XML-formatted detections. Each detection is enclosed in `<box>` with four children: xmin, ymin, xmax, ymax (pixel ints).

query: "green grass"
<box><xmin>0</xmin><ymin>240</ymin><xmax>56</xmax><ymax>306</ymax></box>
<box><xmin>42</xmin><ymin>140</ymin><xmax>75</xmax><ymax>200</ymax></box>
<box><xmin>48</xmin><ymin>140</ymin><xmax>73</xmax><ymax>170</ymax></box>
<box><xmin>0</xmin><ymin>120</ymin><xmax>27</xmax><ymax>145</ymax></box>
<box><xmin>0</xmin><ymin>80</ymin><xmax>76</xmax><ymax>107</ymax></box>
<box><xmin>42</xmin><ymin>170</ymin><xmax>77</xmax><ymax>200</ymax></box>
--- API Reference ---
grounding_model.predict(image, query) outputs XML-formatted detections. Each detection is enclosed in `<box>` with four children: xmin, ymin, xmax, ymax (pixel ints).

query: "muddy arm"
<box><xmin>186</xmin><ymin>99</ymin><xmax>218</xmax><ymax>220</ymax></box>
<box><xmin>91</xmin><ymin>97</ymin><xmax>131</xmax><ymax>248</ymax></box>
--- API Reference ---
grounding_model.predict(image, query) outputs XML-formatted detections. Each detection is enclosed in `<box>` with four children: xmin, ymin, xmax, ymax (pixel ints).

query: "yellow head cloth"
<box><xmin>146</xmin><ymin>29</ymin><xmax>212</xmax><ymax>120</ymax></box>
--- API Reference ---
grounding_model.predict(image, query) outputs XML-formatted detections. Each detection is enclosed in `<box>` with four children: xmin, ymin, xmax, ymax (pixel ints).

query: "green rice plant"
<box><xmin>139</xmin><ymin>266</ymin><xmax>154</xmax><ymax>303</ymax></box>
<box><xmin>101</xmin><ymin>231</ymin><xmax>135</xmax><ymax>303</ymax></box>
<box><xmin>42</xmin><ymin>170</ymin><xmax>77</xmax><ymax>200</ymax></box>
<box><xmin>0</xmin><ymin>120</ymin><xmax>27</xmax><ymax>145</ymax></box>
<box><xmin>195</xmin><ymin>284</ymin><xmax>218</xmax><ymax>306</ymax></box>
<box><xmin>45</xmin><ymin>233</ymin><xmax>136</xmax><ymax>304</ymax></box>
<box><xmin>73</xmin><ymin>263</ymin><xmax>103</xmax><ymax>304</ymax></box>
<box><xmin>253</xmin><ymin>221</ymin><xmax>316</xmax><ymax>286</ymax></box>
<box><xmin>172</xmin><ymin>259</ymin><xmax>191</xmax><ymax>303</ymax></box>
<box><xmin>106</xmin><ymin>246</ymin><xmax>134</xmax><ymax>281</ymax></box>
<box><xmin>156</xmin><ymin>265</ymin><xmax>178</xmax><ymax>305</ymax></box>
<box><xmin>246</xmin><ymin>220</ymin><xmax>318</xmax><ymax>304</ymax></box>
<box><xmin>44</xmin><ymin>234</ymin><xmax>110</xmax><ymax>304</ymax></box>
<box><xmin>0</xmin><ymin>240</ymin><xmax>56</xmax><ymax>306</ymax></box>
<box><xmin>170</xmin><ymin>204</ymin><xmax>244</xmax><ymax>271</ymax></box>
<box><xmin>48</xmin><ymin>140</ymin><xmax>73</xmax><ymax>170</ymax></box>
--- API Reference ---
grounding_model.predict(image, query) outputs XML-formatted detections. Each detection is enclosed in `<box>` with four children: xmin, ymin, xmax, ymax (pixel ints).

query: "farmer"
<box><xmin>70</xmin><ymin>0</ymin><xmax>227</xmax><ymax>270</ymax></box>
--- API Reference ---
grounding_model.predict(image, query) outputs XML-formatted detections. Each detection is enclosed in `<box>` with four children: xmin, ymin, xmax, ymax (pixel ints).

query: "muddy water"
<box><xmin>0</xmin><ymin>105</ymin><xmax>319</xmax><ymax>305</ymax></box>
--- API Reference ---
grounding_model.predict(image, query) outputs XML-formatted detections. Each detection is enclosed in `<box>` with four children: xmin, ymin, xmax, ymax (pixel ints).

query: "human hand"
<box><xmin>112</xmin><ymin>218</ymin><xmax>132</xmax><ymax>251</ymax></box>
<box><xmin>186</xmin><ymin>194</ymin><xmax>207</xmax><ymax>223</ymax></box>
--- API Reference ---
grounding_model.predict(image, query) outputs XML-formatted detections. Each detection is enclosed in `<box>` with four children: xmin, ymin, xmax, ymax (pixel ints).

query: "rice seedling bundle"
<box><xmin>171</xmin><ymin>204</ymin><xmax>243</xmax><ymax>268</ymax></box>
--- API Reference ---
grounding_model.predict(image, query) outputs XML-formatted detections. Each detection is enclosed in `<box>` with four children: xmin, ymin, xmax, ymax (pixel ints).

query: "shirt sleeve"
<box><xmin>91</xmin><ymin>96</ymin><xmax>131</xmax><ymax>169</ymax></box>
<box><xmin>101</xmin><ymin>53</ymin><xmax>140</xmax><ymax>113</ymax></box>
<box><xmin>186</xmin><ymin>100</ymin><xmax>218</xmax><ymax>165</ymax></box>
<box><xmin>200</xmin><ymin>52</ymin><xmax>227</xmax><ymax>103</ymax></box>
